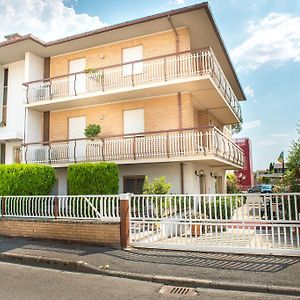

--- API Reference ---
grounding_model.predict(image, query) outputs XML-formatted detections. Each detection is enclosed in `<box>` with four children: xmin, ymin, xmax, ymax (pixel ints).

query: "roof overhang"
<box><xmin>0</xmin><ymin>2</ymin><xmax>245</xmax><ymax>100</ymax></box>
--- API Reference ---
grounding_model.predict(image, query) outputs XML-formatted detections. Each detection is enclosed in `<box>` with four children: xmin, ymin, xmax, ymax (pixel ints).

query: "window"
<box><xmin>123</xmin><ymin>109</ymin><xmax>144</xmax><ymax>135</ymax></box>
<box><xmin>1</xmin><ymin>68</ymin><xmax>8</xmax><ymax>127</ymax></box>
<box><xmin>122</xmin><ymin>46</ymin><xmax>143</xmax><ymax>76</ymax></box>
<box><xmin>123</xmin><ymin>176</ymin><xmax>145</xmax><ymax>194</ymax></box>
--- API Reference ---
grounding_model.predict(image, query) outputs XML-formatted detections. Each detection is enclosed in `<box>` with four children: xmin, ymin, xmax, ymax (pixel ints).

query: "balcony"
<box><xmin>24</xmin><ymin>48</ymin><xmax>242</xmax><ymax>123</ymax></box>
<box><xmin>21</xmin><ymin>127</ymin><xmax>244</xmax><ymax>168</ymax></box>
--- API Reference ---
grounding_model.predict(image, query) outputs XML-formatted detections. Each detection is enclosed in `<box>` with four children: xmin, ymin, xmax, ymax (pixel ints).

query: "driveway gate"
<box><xmin>129</xmin><ymin>193</ymin><xmax>300</xmax><ymax>255</ymax></box>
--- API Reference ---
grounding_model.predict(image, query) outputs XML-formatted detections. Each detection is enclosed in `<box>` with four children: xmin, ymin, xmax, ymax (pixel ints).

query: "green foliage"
<box><xmin>284</xmin><ymin>123</ymin><xmax>300</xmax><ymax>192</ymax></box>
<box><xmin>200</xmin><ymin>196</ymin><xmax>245</xmax><ymax>220</ymax></box>
<box><xmin>143</xmin><ymin>176</ymin><xmax>171</xmax><ymax>194</ymax></box>
<box><xmin>0</xmin><ymin>164</ymin><xmax>56</xmax><ymax>195</ymax></box>
<box><xmin>226</xmin><ymin>173</ymin><xmax>241</xmax><ymax>194</ymax></box>
<box><xmin>67</xmin><ymin>162</ymin><xmax>119</xmax><ymax>195</ymax></box>
<box><xmin>84</xmin><ymin>124</ymin><xmax>101</xmax><ymax>138</ymax></box>
<box><xmin>269</xmin><ymin>162</ymin><xmax>275</xmax><ymax>174</ymax></box>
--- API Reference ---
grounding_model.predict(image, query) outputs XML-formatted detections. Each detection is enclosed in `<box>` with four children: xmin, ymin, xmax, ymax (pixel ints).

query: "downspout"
<box><xmin>168</xmin><ymin>15</ymin><xmax>179</xmax><ymax>53</ymax></box>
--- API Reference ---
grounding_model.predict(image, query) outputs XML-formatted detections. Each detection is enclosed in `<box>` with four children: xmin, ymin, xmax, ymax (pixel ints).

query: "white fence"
<box><xmin>1</xmin><ymin>195</ymin><xmax>120</xmax><ymax>222</ymax></box>
<box><xmin>130</xmin><ymin>193</ymin><xmax>300</xmax><ymax>255</ymax></box>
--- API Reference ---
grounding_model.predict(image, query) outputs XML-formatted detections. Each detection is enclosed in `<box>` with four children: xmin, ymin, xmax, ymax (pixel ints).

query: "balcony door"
<box><xmin>69</xmin><ymin>58</ymin><xmax>86</xmax><ymax>95</ymax></box>
<box><xmin>69</xmin><ymin>116</ymin><xmax>86</xmax><ymax>162</ymax></box>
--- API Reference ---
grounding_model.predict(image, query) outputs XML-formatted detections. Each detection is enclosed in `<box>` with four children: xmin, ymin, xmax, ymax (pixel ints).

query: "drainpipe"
<box><xmin>168</xmin><ymin>15</ymin><xmax>179</xmax><ymax>53</ymax></box>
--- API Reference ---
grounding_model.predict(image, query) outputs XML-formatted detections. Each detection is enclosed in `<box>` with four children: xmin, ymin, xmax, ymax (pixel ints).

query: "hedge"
<box><xmin>0</xmin><ymin>164</ymin><xmax>56</xmax><ymax>195</ymax></box>
<box><xmin>67</xmin><ymin>162</ymin><xmax>119</xmax><ymax>195</ymax></box>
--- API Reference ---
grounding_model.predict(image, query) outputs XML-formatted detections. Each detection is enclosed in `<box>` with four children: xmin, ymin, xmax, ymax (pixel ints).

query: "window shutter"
<box><xmin>123</xmin><ymin>109</ymin><xmax>144</xmax><ymax>135</ymax></box>
<box><xmin>122</xmin><ymin>46</ymin><xmax>143</xmax><ymax>76</ymax></box>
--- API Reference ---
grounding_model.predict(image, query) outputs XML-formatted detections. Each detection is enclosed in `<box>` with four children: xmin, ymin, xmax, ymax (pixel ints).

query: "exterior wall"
<box><xmin>24</xmin><ymin>52</ymin><xmax>44</xmax><ymax>82</ymax></box>
<box><xmin>0</xmin><ymin>220</ymin><xmax>120</xmax><ymax>247</ymax></box>
<box><xmin>5</xmin><ymin>141</ymin><xmax>21</xmax><ymax>164</ymax></box>
<box><xmin>25</xmin><ymin>110</ymin><xmax>43</xmax><ymax>143</ymax></box>
<box><xmin>0</xmin><ymin>60</ymin><xmax>25</xmax><ymax>139</ymax></box>
<box><xmin>50</xmin><ymin>28</ymin><xmax>190</xmax><ymax>78</ymax></box>
<box><xmin>49</xmin><ymin>93</ymin><xmax>194</xmax><ymax>141</ymax></box>
<box><xmin>118</xmin><ymin>161</ymin><xmax>226</xmax><ymax>194</ymax></box>
<box><xmin>197</xmin><ymin>110</ymin><xmax>223</xmax><ymax>131</ymax></box>
<box><xmin>55</xmin><ymin>168</ymin><xmax>68</xmax><ymax>195</ymax></box>
<box><xmin>119</xmin><ymin>162</ymin><xmax>182</xmax><ymax>194</ymax></box>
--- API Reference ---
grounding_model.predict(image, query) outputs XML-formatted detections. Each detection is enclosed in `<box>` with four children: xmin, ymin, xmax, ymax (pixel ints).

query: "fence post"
<box><xmin>120</xmin><ymin>193</ymin><xmax>130</xmax><ymax>249</ymax></box>
<box><xmin>1</xmin><ymin>196</ymin><xmax>5</xmax><ymax>218</ymax></box>
<box><xmin>54</xmin><ymin>196</ymin><xmax>59</xmax><ymax>220</ymax></box>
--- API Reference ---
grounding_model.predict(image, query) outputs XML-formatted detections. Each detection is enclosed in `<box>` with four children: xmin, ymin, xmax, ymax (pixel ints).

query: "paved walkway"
<box><xmin>0</xmin><ymin>236</ymin><xmax>299</xmax><ymax>290</ymax></box>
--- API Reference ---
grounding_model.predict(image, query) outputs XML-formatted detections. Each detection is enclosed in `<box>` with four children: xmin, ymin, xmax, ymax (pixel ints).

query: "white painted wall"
<box><xmin>0</xmin><ymin>60</ymin><xmax>25</xmax><ymax>140</ymax></box>
<box><xmin>24</xmin><ymin>52</ymin><xmax>44</xmax><ymax>82</ymax></box>
<box><xmin>55</xmin><ymin>168</ymin><xmax>68</xmax><ymax>195</ymax></box>
<box><xmin>5</xmin><ymin>141</ymin><xmax>21</xmax><ymax>164</ymax></box>
<box><xmin>24</xmin><ymin>52</ymin><xmax>45</xmax><ymax>144</ymax></box>
<box><xmin>119</xmin><ymin>162</ymin><xmax>181</xmax><ymax>194</ymax></box>
<box><xmin>25</xmin><ymin>109</ymin><xmax>43</xmax><ymax>143</ymax></box>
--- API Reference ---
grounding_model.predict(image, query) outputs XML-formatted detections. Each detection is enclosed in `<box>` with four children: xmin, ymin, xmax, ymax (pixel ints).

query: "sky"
<box><xmin>0</xmin><ymin>0</ymin><xmax>299</xmax><ymax>170</ymax></box>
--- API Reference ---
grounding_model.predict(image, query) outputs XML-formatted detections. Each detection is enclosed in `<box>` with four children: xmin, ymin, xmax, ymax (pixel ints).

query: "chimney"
<box><xmin>4</xmin><ymin>33</ymin><xmax>22</xmax><ymax>41</ymax></box>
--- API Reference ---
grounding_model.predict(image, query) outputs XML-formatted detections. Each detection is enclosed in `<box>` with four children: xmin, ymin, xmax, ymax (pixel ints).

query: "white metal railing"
<box><xmin>21</xmin><ymin>127</ymin><xmax>244</xmax><ymax>167</ymax></box>
<box><xmin>130</xmin><ymin>193</ymin><xmax>300</xmax><ymax>254</ymax></box>
<box><xmin>1</xmin><ymin>195</ymin><xmax>120</xmax><ymax>221</ymax></box>
<box><xmin>24</xmin><ymin>48</ymin><xmax>242</xmax><ymax>121</ymax></box>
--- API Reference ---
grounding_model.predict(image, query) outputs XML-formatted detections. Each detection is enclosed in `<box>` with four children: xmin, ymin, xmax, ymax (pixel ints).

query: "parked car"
<box><xmin>248</xmin><ymin>184</ymin><xmax>273</xmax><ymax>193</ymax></box>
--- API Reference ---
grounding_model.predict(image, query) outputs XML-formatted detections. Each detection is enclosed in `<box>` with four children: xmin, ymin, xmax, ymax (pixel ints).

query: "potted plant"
<box><xmin>84</xmin><ymin>68</ymin><xmax>104</xmax><ymax>82</ymax></box>
<box><xmin>84</xmin><ymin>124</ymin><xmax>101</xmax><ymax>139</ymax></box>
<box><xmin>190</xmin><ymin>212</ymin><xmax>206</xmax><ymax>237</ymax></box>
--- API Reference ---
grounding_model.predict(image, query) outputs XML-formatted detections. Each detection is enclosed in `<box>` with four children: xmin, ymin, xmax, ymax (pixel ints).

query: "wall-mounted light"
<box><xmin>99</xmin><ymin>115</ymin><xmax>105</xmax><ymax>120</ymax></box>
<box><xmin>195</xmin><ymin>170</ymin><xmax>205</xmax><ymax>177</ymax></box>
<box><xmin>210</xmin><ymin>172</ymin><xmax>218</xmax><ymax>179</ymax></box>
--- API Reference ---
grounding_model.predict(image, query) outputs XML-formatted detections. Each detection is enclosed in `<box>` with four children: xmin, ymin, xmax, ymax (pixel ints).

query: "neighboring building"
<box><xmin>254</xmin><ymin>162</ymin><xmax>287</xmax><ymax>185</ymax></box>
<box><xmin>234</xmin><ymin>137</ymin><xmax>253</xmax><ymax>191</ymax></box>
<box><xmin>0</xmin><ymin>3</ymin><xmax>245</xmax><ymax>195</ymax></box>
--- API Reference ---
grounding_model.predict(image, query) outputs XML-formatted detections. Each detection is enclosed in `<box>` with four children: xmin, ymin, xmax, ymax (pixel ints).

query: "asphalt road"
<box><xmin>0</xmin><ymin>262</ymin><xmax>298</xmax><ymax>300</ymax></box>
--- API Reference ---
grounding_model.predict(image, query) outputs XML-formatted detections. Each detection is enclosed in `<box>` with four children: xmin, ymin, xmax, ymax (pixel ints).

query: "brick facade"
<box><xmin>0</xmin><ymin>220</ymin><xmax>120</xmax><ymax>247</ymax></box>
<box><xmin>49</xmin><ymin>93</ymin><xmax>194</xmax><ymax>140</ymax></box>
<box><xmin>50</xmin><ymin>28</ymin><xmax>190</xmax><ymax>78</ymax></box>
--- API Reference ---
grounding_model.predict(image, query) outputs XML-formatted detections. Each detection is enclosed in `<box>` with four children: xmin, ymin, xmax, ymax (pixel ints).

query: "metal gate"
<box><xmin>129</xmin><ymin>193</ymin><xmax>300</xmax><ymax>255</ymax></box>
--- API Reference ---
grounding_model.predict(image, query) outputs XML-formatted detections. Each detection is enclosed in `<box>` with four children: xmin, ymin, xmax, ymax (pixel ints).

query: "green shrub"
<box><xmin>143</xmin><ymin>176</ymin><xmax>171</xmax><ymax>194</ymax></box>
<box><xmin>68</xmin><ymin>162</ymin><xmax>119</xmax><ymax>195</ymax></box>
<box><xmin>200</xmin><ymin>196</ymin><xmax>245</xmax><ymax>220</ymax></box>
<box><xmin>84</xmin><ymin>124</ymin><xmax>101</xmax><ymax>138</ymax></box>
<box><xmin>0</xmin><ymin>164</ymin><xmax>56</xmax><ymax>195</ymax></box>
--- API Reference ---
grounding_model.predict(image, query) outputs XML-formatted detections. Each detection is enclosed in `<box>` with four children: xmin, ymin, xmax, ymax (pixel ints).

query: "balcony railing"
<box><xmin>24</xmin><ymin>48</ymin><xmax>242</xmax><ymax>121</ymax></box>
<box><xmin>21</xmin><ymin>127</ymin><xmax>244</xmax><ymax>167</ymax></box>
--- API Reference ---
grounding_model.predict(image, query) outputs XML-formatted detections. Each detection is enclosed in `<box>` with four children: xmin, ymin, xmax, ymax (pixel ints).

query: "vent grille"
<box><xmin>159</xmin><ymin>285</ymin><xmax>197</xmax><ymax>297</ymax></box>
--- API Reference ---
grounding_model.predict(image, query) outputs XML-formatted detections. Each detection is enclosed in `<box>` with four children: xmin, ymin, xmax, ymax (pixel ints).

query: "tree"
<box><xmin>143</xmin><ymin>176</ymin><xmax>171</xmax><ymax>194</ymax></box>
<box><xmin>268</xmin><ymin>162</ymin><xmax>275</xmax><ymax>174</ymax></box>
<box><xmin>283</xmin><ymin>123</ymin><xmax>300</xmax><ymax>192</ymax></box>
<box><xmin>226</xmin><ymin>173</ymin><xmax>241</xmax><ymax>193</ymax></box>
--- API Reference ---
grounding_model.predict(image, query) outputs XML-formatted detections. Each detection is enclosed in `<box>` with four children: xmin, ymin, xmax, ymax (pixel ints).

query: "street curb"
<box><xmin>0</xmin><ymin>252</ymin><xmax>299</xmax><ymax>296</ymax></box>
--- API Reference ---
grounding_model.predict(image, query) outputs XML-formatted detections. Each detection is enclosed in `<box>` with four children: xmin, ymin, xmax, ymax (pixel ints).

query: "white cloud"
<box><xmin>231</xmin><ymin>13</ymin><xmax>300</xmax><ymax>71</ymax></box>
<box><xmin>169</xmin><ymin>0</ymin><xmax>185</xmax><ymax>4</ymax></box>
<box><xmin>243</xmin><ymin>120</ymin><xmax>261</xmax><ymax>130</ymax></box>
<box><xmin>0</xmin><ymin>0</ymin><xmax>107</xmax><ymax>42</ymax></box>
<box><xmin>244</xmin><ymin>85</ymin><xmax>254</xmax><ymax>98</ymax></box>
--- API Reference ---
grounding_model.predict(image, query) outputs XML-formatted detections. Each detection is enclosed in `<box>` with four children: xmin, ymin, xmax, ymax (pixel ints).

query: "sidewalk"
<box><xmin>0</xmin><ymin>236</ymin><xmax>299</xmax><ymax>295</ymax></box>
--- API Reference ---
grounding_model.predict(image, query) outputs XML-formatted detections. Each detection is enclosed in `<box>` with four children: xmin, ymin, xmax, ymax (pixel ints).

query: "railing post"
<box><xmin>54</xmin><ymin>196</ymin><xmax>59</xmax><ymax>220</ymax></box>
<box><xmin>166</xmin><ymin>132</ymin><xmax>170</xmax><ymax>158</ymax></box>
<box><xmin>120</xmin><ymin>193</ymin><xmax>130</xmax><ymax>249</ymax></box>
<box><xmin>131</xmin><ymin>63</ymin><xmax>135</xmax><ymax>86</ymax></box>
<box><xmin>163</xmin><ymin>57</ymin><xmax>167</xmax><ymax>81</ymax></box>
<box><xmin>74</xmin><ymin>140</ymin><xmax>77</xmax><ymax>163</ymax></box>
<box><xmin>25</xmin><ymin>145</ymin><xmax>28</xmax><ymax>164</ymax></box>
<box><xmin>26</xmin><ymin>86</ymin><xmax>29</xmax><ymax>104</ymax></box>
<box><xmin>101</xmin><ymin>70</ymin><xmax>105</xmax><ymax>92</ymax></box>
<box><xmin>74</xmin><ymin>74</ymin><xmax>77</xmax><ymax>96</ymax></box>
<box><xmin>48</xmin><ymin>143</ymin><xmax>51</xmax><ymax>164</ymax></box>
<box><xmin>49</xmin><ymin>80</ymin><xmax>53</xmax><ymax>100</ymax></box>
<box><xmin>1</xmin><ymin>196</ymin><xmax>5</xmax><ymax>218</ymax></box>
<box><xmin>133</xmin><ymin>135</ymin><xmax>136</xmax><ymax>160</ymax></box>
<box><xmin>101</xmin><ymin>138</ymin><xmax>105</xmax><ymax>161</ymax></box>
